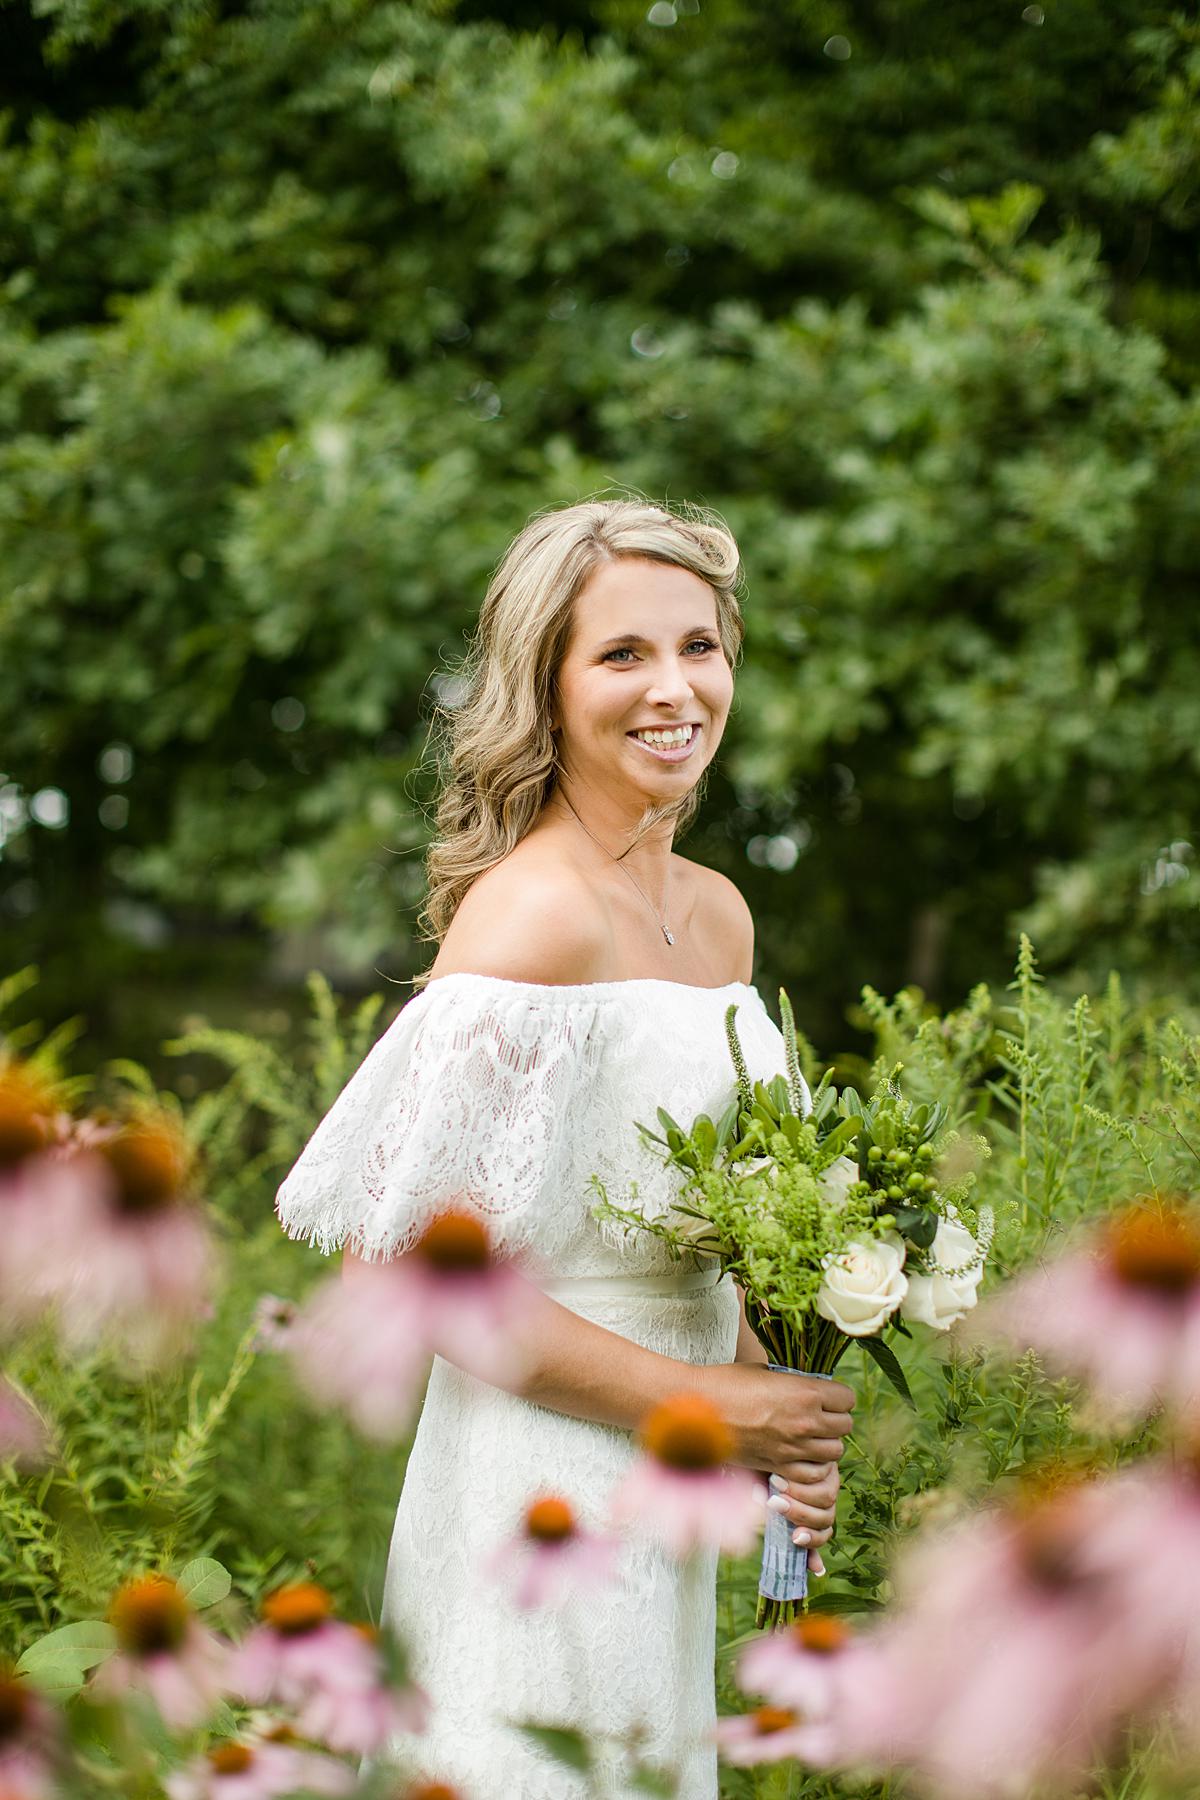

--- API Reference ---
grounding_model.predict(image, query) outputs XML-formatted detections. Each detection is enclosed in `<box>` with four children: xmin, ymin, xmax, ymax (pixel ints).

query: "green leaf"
<box><xmin>861</xmin><ymin>1334</ymin><xmax>916</xmax><ymax>1407</ymax></box>
<box><xmin>806</xmin><ymin>1588</ymin><xmax>885</xmax><ymax>1615</ymax></box>
<box><xmin>177</xmin><ymin>1557</ymin><xmax>232</xmax><ymax>1609</ymax></box>
<box><xmin>15</xmin><ymin>1654</ymin><xmax>90</xmax><ymax>1700</ymax></box>
<box><xmin>629</xmin><ymin>1767</ymin><xmax>678</xmax><ymax>1796</ymax></box>
<box><xmin>515</xmin><ymin>1724</ymin><xmax>593</xmax><ymax>1772</ymax></box>
<box><xmin>17</xmin><ymin>1621</ymin><xmax>117</xmax><ymax>1676</ymax></box>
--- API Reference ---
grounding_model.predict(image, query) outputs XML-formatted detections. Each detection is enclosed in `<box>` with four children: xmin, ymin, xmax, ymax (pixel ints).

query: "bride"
<box><xmin>275</xmin><ymin>496</ymin><xmax>855</xmax><ymax>1798</ymax></box>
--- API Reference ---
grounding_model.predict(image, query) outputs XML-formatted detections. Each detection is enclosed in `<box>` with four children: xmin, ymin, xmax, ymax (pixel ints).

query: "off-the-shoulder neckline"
<box><xmin>419</xmin><ymin>971</ymin><xmax>756</xmax><ymax>998</ymax></box>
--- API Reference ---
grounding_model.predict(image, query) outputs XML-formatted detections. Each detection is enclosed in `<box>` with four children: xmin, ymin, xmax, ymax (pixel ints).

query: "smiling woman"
<box><xmin>275</xmin><ymin>495</ymin><xmax>856</xmax><ymax>1797</ymax></box>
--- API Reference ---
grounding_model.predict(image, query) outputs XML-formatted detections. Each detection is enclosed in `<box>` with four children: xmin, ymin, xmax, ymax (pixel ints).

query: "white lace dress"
<box><xmin>275</xmin><ymin>973</ymin><xmax>794</xmax><ymax>1800</ymax></box>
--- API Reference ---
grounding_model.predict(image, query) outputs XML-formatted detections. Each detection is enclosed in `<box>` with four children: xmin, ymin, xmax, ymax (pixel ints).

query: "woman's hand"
<box><xmin>766</xmin><ymin>1459</ymin><xmax>840</xmax><ymax>1560</ymax></box>
<box><xmin>702</xmin><ymin>1360</ymin><xmax>856</xmax><ymax>1474</ymax></box>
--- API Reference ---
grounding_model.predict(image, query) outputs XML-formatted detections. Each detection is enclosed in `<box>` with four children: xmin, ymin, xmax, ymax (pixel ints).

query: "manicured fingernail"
<box><xmin>792</xmin><ymin>1528</ymin><xmax>812</xmax><ymax>1546</ymax></box>
<box><xmin>766</xmin><ymin>1496</ymin><xmax>791</xmax><ymax>1515</ymax></box>
<box><xmin>768</xmin><ymin>1473</ymin><xmax>787</xmax><ymax>1492</ymax></box>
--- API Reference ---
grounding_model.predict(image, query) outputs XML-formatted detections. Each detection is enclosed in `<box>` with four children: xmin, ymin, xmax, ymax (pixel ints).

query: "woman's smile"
<box><xmin>624</xmin><ymin>722</ymin><xmax>702</xmax><ymax>763</ymax></box>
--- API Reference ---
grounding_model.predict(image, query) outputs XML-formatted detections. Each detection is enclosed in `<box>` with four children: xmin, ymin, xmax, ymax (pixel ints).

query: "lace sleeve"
<box><xmin>274</xmin><ymin>979</ymin><xmax>607</xmax><ymax>1262</ymax></box>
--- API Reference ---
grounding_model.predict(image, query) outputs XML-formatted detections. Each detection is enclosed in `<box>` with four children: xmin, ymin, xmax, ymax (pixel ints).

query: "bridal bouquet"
<box><xmin>592</xmin><ymin>989</ymin><xmax>993</xmax><ymax>1628</ymax></box>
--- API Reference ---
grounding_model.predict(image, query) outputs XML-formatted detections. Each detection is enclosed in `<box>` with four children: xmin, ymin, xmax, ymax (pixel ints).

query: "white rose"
<box><xmin>818</xmin><ymin>1154</ymin><xmax>860</xmax><ymax>1211</ymax></box>
<box><xmin>901</xmin><ymin>1214</ymin><xmax>984</xmax><ymax>1331</ymax></box>
<box><xmin>815</xmin><ymin>1231</ymin><xmax>908</xmax><ymax>1337</ymax></box>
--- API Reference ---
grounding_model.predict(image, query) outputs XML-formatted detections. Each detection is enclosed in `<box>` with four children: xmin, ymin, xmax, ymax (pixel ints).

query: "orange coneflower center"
<box><xmin>752</xmin><ymin>1705</ymin><xmax>797</xmax><ymax>1736</ymax></box>
<box><xmin>406</xmin><ymin>1785</ymin><xmax>464</xmax><ymax>1800</ymax></box>
<box><xmin>99</xmin><ymin>1117</ymin><xmax>191</xmax><ymax>1215</ymax></box>
<box><xmin>207</xmin><ymin>1743</ymin><xmax>255</xmax><ymax>1775</ymax></box>
<box><xmin>1108</xmin><ymin>1202</ymin><xmax>1200</xmax><ymax>1295</ymax></box>
<box><xmin>789</xmin><ymin>1614</ymin><xmax>849</xmax><ymax>1655</ymax></box>
<box><xmin>262</xmin><ymin>1580</ymin><xmax>334</xmax><ymax>1636</ymax></box>
<box><xmin>641</xmin><ymin>1393</ymin><xmax>734</xmax><ymax>1472</ymax></box>
<box><xmin>1011</xmin><ymin>1481</ymin><xmax>1094</xmax><ymax>1592</ymax></box>
<box><xmin>110</xmin><ymin>1575</ymin><xmax>190</xmax><ymax>1656</ymax></box>
<box><xmin>416</xmin><ymin>1210</ymin><xmax>492</xmax><ymax>1274</ymax></box>
<box><xmin>0</xmin><ymin>1669</ymin><xmax>31</xmax><ymax>1740</ymax></box>
<box><xmin>0</xmin><ymin>1063</ymin><xmax>56</xmax><ymax>1170</ymax></box>
<box><xmin>525</xmin><ymin>1497</ymin><xmax>576</xmax><ymax>1543</ymax></box>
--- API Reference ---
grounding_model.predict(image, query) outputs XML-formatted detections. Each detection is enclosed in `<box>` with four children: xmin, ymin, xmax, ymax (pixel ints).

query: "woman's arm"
<box><xmin>345</xmin><ymin>1248</ymin><xmax>852</xmax><ymax>1547</ymax></box>
<box><xmin>734</xmin><ymin>1283</ymin><xmax>769</xmax><ymax>1367</ymax></box>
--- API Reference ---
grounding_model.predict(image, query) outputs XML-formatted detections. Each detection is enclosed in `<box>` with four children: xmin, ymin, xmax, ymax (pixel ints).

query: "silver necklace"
<box><xmin>558</xmin><ymin>791</ymin><xmax>676</xmax><ymax>946</ymax></box>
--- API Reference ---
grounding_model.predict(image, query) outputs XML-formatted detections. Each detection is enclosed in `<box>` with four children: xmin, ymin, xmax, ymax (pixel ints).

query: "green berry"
<box><xmin>887</xmin><ymin>1185</ymin><xmax>904</xmax><ymax>1202</ymax></box>
<box><xmin>892</xmin><ymin>1149</ymin><xmax>911</xmax><ymax>1169</ymax></box>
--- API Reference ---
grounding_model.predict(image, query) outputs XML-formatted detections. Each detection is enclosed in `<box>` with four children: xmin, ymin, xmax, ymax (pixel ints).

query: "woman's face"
<box><xmin>551</xmin><ymin>556</ymin><xmax>734</xmax><ymax>804</ymax></box>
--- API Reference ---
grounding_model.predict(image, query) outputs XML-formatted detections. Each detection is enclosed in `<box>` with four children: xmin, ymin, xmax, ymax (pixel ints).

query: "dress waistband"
<box><xmin>538</xmin><ymin>1264</ymin><xmax>725</xmax><ymax>1300</ymax></box>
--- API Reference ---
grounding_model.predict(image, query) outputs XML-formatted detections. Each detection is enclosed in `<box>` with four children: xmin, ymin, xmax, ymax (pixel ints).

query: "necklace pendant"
<box><xmin>662</xmin><ymin>925</ymin><xmax>675</xmax><ymax>946</ymax></box>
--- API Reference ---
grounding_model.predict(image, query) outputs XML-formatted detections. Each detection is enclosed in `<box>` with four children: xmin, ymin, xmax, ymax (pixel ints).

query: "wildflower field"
<box><xmin>4</xmin><ymin>939</ymin><xmax>1199</xmax><ymax>1798</ymax></box>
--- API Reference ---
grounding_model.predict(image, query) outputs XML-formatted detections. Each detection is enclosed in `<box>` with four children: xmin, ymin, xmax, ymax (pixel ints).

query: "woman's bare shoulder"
<box><xmin>674</xmin><ymin>855</ymin><xmax>755</xmax><ymax>982</ymax></box>
<box><xmin>428</xmin><ymin>848</ymin><xmax>613</xmax><ymax>987</ymax></box>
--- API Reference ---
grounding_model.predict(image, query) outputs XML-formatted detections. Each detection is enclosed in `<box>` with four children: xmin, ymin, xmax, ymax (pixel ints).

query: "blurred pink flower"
<box><xmin>295</xmin><ymin>1663</ymin><xmax>428</xmax><ymax>1758</ymax></box>
<box><xmin>229</xmin><ymin>1584</ymin><xmax>425</xmax><ymax>1757</ymax></box>
<box><xmin>0</xmin><ymin>1057</ymin><xmax>98</xmax><ymax>1336</ymax></box>
<box><xmin>250</xmin><ymin>1295</ymin><xmax>298</xmax><ymax>1353</ymax></box>
<box><xmin>974</xmin><ymin>1198</ymin><xmax>1200</xmax><ymax>1419</ymax></box>
<box><xmin>290</xmin><ymin>1211</ymin><xmax>542</xmax><ymax>1440</ymax></box>
<box><xmin>485</xmin><ymin>1494</ymin><xmax>618</xmax><ymax>1609</ymax></box>
<box><xmin>90</xmin><ymin>1575</ymin><xmax>229</xmax><ymax>1731</ymax></box>
<box><xmin>6</xmin><ymin>1112</ymin><xmax>219</xmax><ymax>1364</ymax></box>
<box><xmin>610</xmin><ymin>1393</ymin><xmax>763</xmax><ymax>1558</ymax></box>
<box><xmin>714</xmin><ymin>1704</ymin><xmax>829</xmax><ymax>1766</ymax></box>
<box><xmin>0</xmin><ymin>1664</ymin><xmax>62</xmax><ymax>1800</ymax></box>
<box><xmin>737</xmin><ymin>1613</ymin><xmax>853</xmax><ymax>1724</ymax></box>
<box><xmin>0</xmin><ymin>1379</ymin><xmax>49</xmax><ymax>1468</ymax></box>
<box><xmin>1069</xmin><ymin>1451</ymin><xmax>1200</xmax><ymax>1753</ymax></box>
<box><xmin>832</xmin><ymin>1474</ymin><xmax>1172</xmax><ymax>1798</ymax></box>
<box><xmin>164</xmin><ymin>1735</ymin><xmax>354</xmax><ymax>1799</ymax></box>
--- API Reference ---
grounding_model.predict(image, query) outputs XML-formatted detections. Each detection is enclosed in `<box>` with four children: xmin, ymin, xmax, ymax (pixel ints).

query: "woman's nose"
<box><xmin>643</xmin><ymin>659</ymin><xmax>696</xmax><ymax>707</ymax></box>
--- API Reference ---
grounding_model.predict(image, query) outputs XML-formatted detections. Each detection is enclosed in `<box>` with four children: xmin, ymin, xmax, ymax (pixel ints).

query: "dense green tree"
<box><xmin>0</xmin><ymin>0</ymin><xmax>1196</xmax><ymax>1060</ymax></box>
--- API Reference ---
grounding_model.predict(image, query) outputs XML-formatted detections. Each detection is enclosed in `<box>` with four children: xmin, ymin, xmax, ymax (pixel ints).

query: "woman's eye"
<box><xmin>602</xmin><ymin>640</ymin><xmax>718</xmax><ymax>664</ymax></box>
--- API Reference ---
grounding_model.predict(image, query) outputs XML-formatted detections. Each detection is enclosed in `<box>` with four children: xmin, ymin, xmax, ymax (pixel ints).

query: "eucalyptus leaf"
<box><xmin>177</xmin><ymin>1556</ymin><xmax>232</xmax><ymax>1609</ymax></box>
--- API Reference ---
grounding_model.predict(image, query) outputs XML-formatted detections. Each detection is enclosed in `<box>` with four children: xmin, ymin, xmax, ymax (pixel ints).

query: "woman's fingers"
<box><xmin>766</xmin><ymin>1492</ymin><xmax>836</xmax><ymax>1531</ymax></box>
<box><xmin>777</xmin><ymin>1460</ymin><xmax>838</xmax><ymax>1488</ymax></box>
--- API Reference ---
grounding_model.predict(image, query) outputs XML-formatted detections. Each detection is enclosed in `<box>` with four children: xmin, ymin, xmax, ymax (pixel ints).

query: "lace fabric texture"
<box><xmin>275</xmin><ymin>973</ymin><xmax>800</xmax><ymax>1798</ymax></box>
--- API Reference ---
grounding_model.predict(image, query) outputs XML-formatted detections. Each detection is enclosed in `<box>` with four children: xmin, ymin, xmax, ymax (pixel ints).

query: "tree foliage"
<box><xmin>0</xmin><ymin>0</ymin><xmax>1196</xmax><ymax>1056</ymax></box>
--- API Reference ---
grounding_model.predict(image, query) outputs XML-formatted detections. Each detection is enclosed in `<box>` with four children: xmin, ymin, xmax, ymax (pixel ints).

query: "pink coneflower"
<box><xmin>294</xmin><ymin>1622</ymin><xmax>429</xmax><ymax>1756</ymax></box>
<box><xmin>291</xmin><ymin>1211</ymin><xmax>542</xmax><ymax>1440</ymax></box>
<box><xmin>835</xmin><ymin>1472</ymin><xmax>1171</xmax><ymax>1798</ymax></box>
<box><xmin>88</xmin><ymin>1574</ymin><xmax>229</xmax><ymax>1730</ymax></box>
<box><xmin>230</xmin><ymin>1583</ymin><xmax>424</xmax><ymax>1756</ymax></box>
<box><xmin>0</xmin><ymin>1379</ymin><xmax>48</xmax><ymax>1468</ymax></box>
<box><xmin>164</xmin><ymin>1733</ymin><xmax>354</xmax><ymax>1800</ymax></box>
<box><xmin>34</xmin><ymin>1111</ymin><xmax>219</xmax><ymax>1364</ymax></box>
<box><xmin>0</xmin><ymin>1060</ymin><xmax>83</xmax><ymax>1332</ymax></box>
<box><xmin>0</xmin><ymin>1663</ymin><xmax>62</xmax><ymax>1800</ymax></box>
<box><xmin>250</xmin><ymin>1294</ymin><xmax>298</xmax><ymax>1352</ymax></box>
<box><xmin>610</xmin><ymin>1392</ymin><xmax>763</xmax><ymax>1558</ymax></box>
<box><xmin>486</xmin><ymin>1494</ymin><xmax>618</xmax><ymax>1609</ymax></box>
<box><xmin>738</xmin><ymin>1613</ymin><xmax>852</xmax><ymax>1721</ymax></box>
<box><xmin>714</xmin><ymin>1703</ymin><xmax>825</xmax><ymax>1766</ymax></box>
<box><xmin>975</xmin><ymin>1196</ymin><xmax>1200</xmax><ymax>1419</ymax></box>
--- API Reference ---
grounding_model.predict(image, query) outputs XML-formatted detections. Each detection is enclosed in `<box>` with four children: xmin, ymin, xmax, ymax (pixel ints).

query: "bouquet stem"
<box><xmin>756</xmin><ymin>1362</ymin><xmax>834</xmax><ymax>1630</ymax></box>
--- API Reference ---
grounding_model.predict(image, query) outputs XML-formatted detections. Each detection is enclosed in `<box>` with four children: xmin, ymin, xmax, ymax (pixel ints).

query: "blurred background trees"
<box><xmin>1</xmin><ymin>0</ymin><xmax>1197</xmax><ymax>1066</ymax></box>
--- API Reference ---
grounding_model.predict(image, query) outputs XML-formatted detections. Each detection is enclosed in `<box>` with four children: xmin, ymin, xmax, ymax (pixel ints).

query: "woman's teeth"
<box><xmin>632</xmin><ymin>725</ymin><xmax>695</xmax><ymax>748</ymax></box>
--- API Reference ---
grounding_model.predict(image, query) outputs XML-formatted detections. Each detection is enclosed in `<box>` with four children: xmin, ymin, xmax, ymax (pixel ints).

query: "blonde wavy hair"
<box><xmin>411</xmin><ymin>494</ymin><xmax>746</xmax><ymax>988</ymax></box>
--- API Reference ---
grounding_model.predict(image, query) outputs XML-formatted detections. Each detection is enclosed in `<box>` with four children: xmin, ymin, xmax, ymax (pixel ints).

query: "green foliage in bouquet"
<box><xmin>593</xmin><ymin>988</ymin><xmax>991</xmax><ymax>1407</ymax></box>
